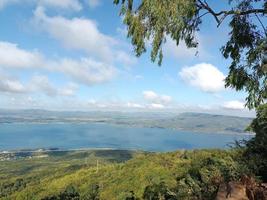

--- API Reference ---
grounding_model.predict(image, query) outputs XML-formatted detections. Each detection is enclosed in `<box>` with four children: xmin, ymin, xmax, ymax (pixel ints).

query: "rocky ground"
<box><xmin>216</xmin><ymin>176</ymin><xmax>267</xmax><ymax>200</ymax></box>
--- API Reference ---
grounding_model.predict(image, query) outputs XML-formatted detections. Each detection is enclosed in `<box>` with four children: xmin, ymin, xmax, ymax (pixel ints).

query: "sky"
<box><xmin>0</xmin><ymin>0</ymin><xmax>255</xmax><ymax>117</ymax></box>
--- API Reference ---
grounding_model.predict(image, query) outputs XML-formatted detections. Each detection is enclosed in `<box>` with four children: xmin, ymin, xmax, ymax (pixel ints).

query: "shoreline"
<box><xmin>0</xmin><ymin>147</ymin><xmax>145</xmax><ymax>154</ymax></box>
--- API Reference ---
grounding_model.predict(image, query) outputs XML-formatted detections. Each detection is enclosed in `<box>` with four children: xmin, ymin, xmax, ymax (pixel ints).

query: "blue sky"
<box><xmin>0</xmin><ymin>0</ymin><xmax>254</xmax><ymax>117</ymax></box>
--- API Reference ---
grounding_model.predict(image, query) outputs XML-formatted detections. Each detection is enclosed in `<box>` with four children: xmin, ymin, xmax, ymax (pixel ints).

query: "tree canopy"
<box><xmin>114</xmin><ymin>0</ymin><xmax>267</xmax><ymax>109</ymax></box>
<box><xmin>245</xmin><ymin>104</ymin><xmax>267</xmax><ymax>181</ymax></box>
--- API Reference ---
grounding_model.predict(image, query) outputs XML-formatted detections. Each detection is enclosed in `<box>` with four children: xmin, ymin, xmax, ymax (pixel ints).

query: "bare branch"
<box><xmin>197</xmin><ymin>0</ymin><xmax>267</xmax><ymax>26</ymax></box>
<box><xmin>197</xmin><ymin>0</ymin><xmax>220</xmax><ymax>24</ymax></box>
<box><xmin>255</xmin><ymin>13</ymin><xmax>267</xmax><ymax>37</ymax></box>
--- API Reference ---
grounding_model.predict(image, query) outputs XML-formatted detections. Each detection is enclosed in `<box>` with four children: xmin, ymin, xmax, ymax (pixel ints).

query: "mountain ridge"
<box><xmin>0</xmin><ymin>110</ymin><xmax>253</xmax><ymax>134</ymax></box>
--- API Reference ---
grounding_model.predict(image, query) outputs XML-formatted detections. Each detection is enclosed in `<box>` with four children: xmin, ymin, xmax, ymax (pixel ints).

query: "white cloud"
<box><xmin>49</xmin><ymin>58</ymin><xmax>117</xmax><ymax>85</ymax></box>
<box><xmin>0</xmin><ymin>42</ymin><xmax>43</xmax><ymax>68</ymax></box>
<box><xmin>0</xmin><ymin>75</ymin><xmax>25</xmax><ymax>93</ymax></box>
<box><xmin>30</xmin><ymin>75</ymin><xmax>58</xmax><ymax>96</ymax></box>
<box><xmin>143</xmin><ymin>91</ymin><xmax>158</xmax><ymax>101</ymax></box>
<box><xmin>223</xmin><ymin>100</ymin><xmax>245</xmax><ymax>110</ymax></box>
<box><xmin>59</xmin><ymin>83</ymin><xmax>79</xmax><ymax>96</ymax></box>
<box><xmin>33</xmin><ymin>7</ymin><xmax>135</xmax><ymax>67</ymax></box>
<box><xmin>0</xmin><ymin>41</ymin><xmax>117</xmax><ymax>86</ymax></box>
<box><xmin>149</xmin><ymin>103</ymin><xmax>165</xmax><ymax>109</ymax></box>
<box><xmin>126</xmin><ymin>102</ymin><xmax>144</xmax><ymax>109</ymax></box>
<box><xmin>34</xmin><ymin>7</ymin><xmax>116</xmax><ymax>62</ymax></box>
<box><xmin>179</xmin><ymin>63</ymin><xmax>225</xmax><ymax>93</ymax></box>
<box><xmin>0</xmin><ymin>72</ymin><xmax>78</xmax><ymax>97</ymax></box>
<box><xmin>87</xmin><ymin>100</ymin><xmax>165</xmax><ymax>110</ymax></box>
<box><xmin>0</xmin><ymin>0</ymin><xmax>82</xmax><ymax>11</ymax></box>
<box><xmin>88</xmin><ymin>0</ymin><xmax>101</xmax><ymax>8</ymax></box>
<box><xmin>160</xmin><ymin>95</ymin><xmax>172</xmax><ymax>103</ymax></box>
<box><xmin>143</xmin><ymin>90</ymin><xmax>172</xmax><ymax>104</ymax></box>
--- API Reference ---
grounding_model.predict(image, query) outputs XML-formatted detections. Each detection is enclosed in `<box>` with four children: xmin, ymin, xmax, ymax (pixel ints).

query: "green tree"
<box><xmin>125</xmin><ymin>191</ymin><xmax>140</xmax><ymax>200</ymax></box>
<box><xmin>42</xmin><ymin>185</ymin><xmax>80</xmax><ymax>200</ymax></box>
<box><xmin>82</xmin><ymin>184</ymin><xmax>100</xmax><ymax>200</ymax></box>
<box><xmin>59</xmin><ymin>185</ymin><xmax>80</xmax><ymax>200</ymax></box>
<box><xmin>41</xmin><ymin>196</ymin><xmax>59</xmax><ymax>200</ymax></box>
<box><xmin>143</xmin><ymin>182</ymin><xmax>176</xmax><ymax>200</ymax></box>
<box><xmin>173</xmin><ymin>155</ymin><xmax>245</xmax><ymax>200</ymax></box>
<box><xmin>114</xmin><ymin>0</ymin><xmax>267</xmax><ymax>108</ymax></box>
<box><xmin>244</xmin><ymin>104</ymin><xmax>267</xmax><ymax>181</ymax></box>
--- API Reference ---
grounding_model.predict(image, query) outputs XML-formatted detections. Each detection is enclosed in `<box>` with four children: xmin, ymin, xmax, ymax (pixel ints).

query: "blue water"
<box><xmin>0</xmin><ymin>123</ymin><xmax>252</xmax><ymax>152</ymax></box>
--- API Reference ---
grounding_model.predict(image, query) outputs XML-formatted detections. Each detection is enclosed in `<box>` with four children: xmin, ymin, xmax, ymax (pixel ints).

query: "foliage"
<box><xmin>41</xmin><ymin>185</ymin><xmax>80</xmax><ymax>200</ymax></box>
<box><xmin>0</xmin><ymin>149</ymin><xmax>245</xmax><ymax>200</ymax></box>
<box><xmin>125</xmin><ymin>191</ymin><xmax>140</xmax><ymax>200</ymax></box>
<box><xmin>174</xmin><ymin>155</ymin><xmax>245</xmax><ymax>200</ymax></box>
<box><xmin>143</xmin><ymin>182</ymin><xmax>176</xmax><ymax>200</ymax></box>
<box><xmin>82</xmin><ymin>184</ymin><xmax>100</xmax><ymax>200</ymax></box>
<box><xmin>244</xmin><ymin>103</ymin><xmax>267</xmax><ymax>181</ymax></box>
<box><xmin>140</xmin><ymin>151</ymin><xmax>248</xmax><ymax>200</ymax></box>
<box><xmin>114</xmin><ymin>0</ymin><xmax>267</xmax><ymax>109</ymax></box>
<box><xmin>0</xmin><ymin>178</ymin><xmax>27</xmax><ymax>198</ymax></box>
<box><xmin>114</xmin><ymin>0</ymin><xmax>199</xmax><ymax>65</ymax></box>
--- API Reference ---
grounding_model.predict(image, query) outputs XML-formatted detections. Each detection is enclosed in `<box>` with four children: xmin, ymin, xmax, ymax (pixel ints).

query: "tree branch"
<box><xmin>255</xmin><ymin>13</ymin><xmax>267</xmax><ymax>37</ymax></box>
<box><xmin>197</xmin><ymin>0</ymin><xmax>267</xmax><ymax>27</ymax></box>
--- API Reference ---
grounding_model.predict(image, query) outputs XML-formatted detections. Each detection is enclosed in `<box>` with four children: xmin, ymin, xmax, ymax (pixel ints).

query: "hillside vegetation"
<box><xmin>0</xmin><ymin>149</ymin><xmax>246</xmax><ymax>200</ymax></box>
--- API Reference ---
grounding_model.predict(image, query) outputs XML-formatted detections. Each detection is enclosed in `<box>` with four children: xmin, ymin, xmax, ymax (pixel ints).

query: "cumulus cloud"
<box><xmin>86</xmin><ymin>100</ymin><xmax>166</xmax><ymax>110</ymax></box>
<box><xmin>86</xmin><ymin>98</ymin><xmax>169</xmax><ymax>110</ymax></box>
<box><xmin>59</xmin><ymin>83</ymin><xmax>79</xmax><ymax>96</ymax></box>
<box><xmin>0</xmin><ymin>74</ymin><xmax>26</xmax><ymax>93</ymax></box>
<box><xmin>33</xmin><ymin>7</ymin><xmax>135</xmax><ymax>66</ymax></box>
<box><xmin>49</xmin><ymin>58</ymin><xmax>117</xmax><ymax>85</ymax></box>
<box><xmin>0</xmin><ymin>72</ymin><xmax>78</xmax><ymax>97</ymax></box>
<box><xmin>179</xmin><ymin>63</ymin><xmax>226</xmax><ymax>93</ymax></box>
<box><xmin>0</xmin><ymin>41</ymin><xmax>117</xmax><ymax>86</ymax></box>
<box><xmin>223</xmin><ymin>100</ymin><xmax>245</xmax><ymax>110</ymax></box>
<box><xmin>149</xmin><ymin>103</ymin><xmax>165</xmax><ymax>109</ymax></box>
<box><xmin>34</xmin><ymin>7</ymin><xmax>116</xmax><ymax>62</ymax></box>
<box><xmin>0</xmin><ymin>0</ymin><xmax>82</xmax><ymax>11</ymax></box>
<box><xmin>143</xmin><ymin>90</ymin><xmax>172</xmax><ymax>104</ymax></box>
<box><xmin>0</xmin><ymin>42</ymin><xmax>44</xmax><ymax>69</ymax></box>
<box><xmin>29</xmin><ymin>75</ymin><xmax>58</xmax><ymax>96</ymax></box>
<box><xmin>143</xmin><ymin>91</ymin><xmax>158</xmax><ymax>101</ymax></box>
<box><xmin>32</xmin><ymin>76</ymin><xmax>78</xmax><ymax>97</ymax></box>
<box><xmin>126</xmin><ymin>102</ymin><xmax>144</xmax><ymax>109</ymax></box>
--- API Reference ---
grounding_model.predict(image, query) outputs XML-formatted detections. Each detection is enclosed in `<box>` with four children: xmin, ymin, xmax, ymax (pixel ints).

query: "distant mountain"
<box><xmin>153</xmin><ymin>112</ymin><xmax>253</xmax><ymax>134</ymax></box>
<box><xmin>0</xmin><ymin>109</ymin><xmax>253</xmax><ymax>134</ymax></box>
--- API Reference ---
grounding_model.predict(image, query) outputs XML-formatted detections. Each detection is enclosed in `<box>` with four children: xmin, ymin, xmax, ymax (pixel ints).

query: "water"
<box><xmin>0</xmin><ymin>123</ymin><xmax>252</xmax><ymax>152</ymax></box>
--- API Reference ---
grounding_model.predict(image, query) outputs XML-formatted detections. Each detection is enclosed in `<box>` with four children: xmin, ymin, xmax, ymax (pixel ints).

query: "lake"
<box><xmin>0</xmin><ymin>123</ymin><xmax>252</xmax><ymax>152</ymax></box>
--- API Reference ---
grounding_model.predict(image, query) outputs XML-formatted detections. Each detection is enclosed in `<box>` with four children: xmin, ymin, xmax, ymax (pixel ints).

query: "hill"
<box><xmin>0</xmin><ymin>149</ymin><xmax>245</xmax><ymax>200</ymax></box>
<box><xmin>153</xmin><ymin>112</ymin><xmax>253</xmax><ymax>134</ymax></box>
<box><xmin>0</xmin><ymin>110</ymin><xmax>253</xmax><ymax>134</ymax></box>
